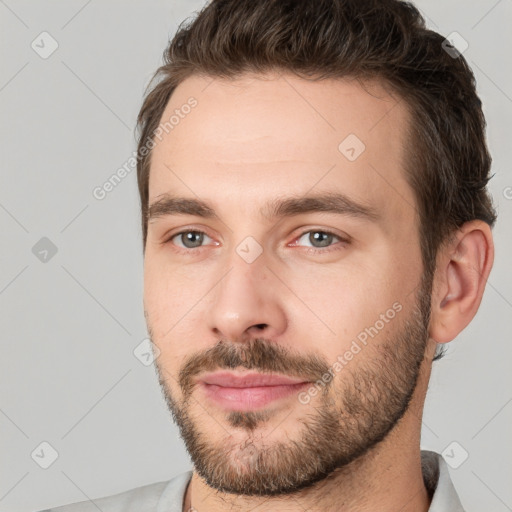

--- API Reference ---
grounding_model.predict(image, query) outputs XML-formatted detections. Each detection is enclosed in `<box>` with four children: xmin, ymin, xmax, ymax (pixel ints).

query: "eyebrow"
<box><xmin>147</xmin><ymin>192</ymin><xmax>380</xmax><ymax>223</ymax></box>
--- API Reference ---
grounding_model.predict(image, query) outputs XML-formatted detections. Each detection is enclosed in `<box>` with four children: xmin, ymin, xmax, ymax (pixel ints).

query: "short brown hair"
<box><xmin>136</xmin><ymin>0</ymin><xmax>497</xmax><ymax>350</ymax></box>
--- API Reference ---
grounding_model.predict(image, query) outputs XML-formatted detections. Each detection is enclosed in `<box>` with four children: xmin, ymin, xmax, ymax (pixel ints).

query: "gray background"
<box><xmin>0</xmin><ymin>1</ymin><xmax>511</xmax><ymax>511</ymax></box>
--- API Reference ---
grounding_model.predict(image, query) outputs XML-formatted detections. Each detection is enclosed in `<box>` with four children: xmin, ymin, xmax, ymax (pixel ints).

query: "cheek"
<box><xmin>144</xmin><ymin>258</ymin><xmax>212</xmax><ymax>369</ymax></box>
<box><xmin>287</xmin><ymin>258</ymin><xmax>408</xmax><ymax>352</ymax></box>
<box><xmin>144</xmin><ymin>255</ymin><xmax>207</xmax><ymax>323</ymax></box>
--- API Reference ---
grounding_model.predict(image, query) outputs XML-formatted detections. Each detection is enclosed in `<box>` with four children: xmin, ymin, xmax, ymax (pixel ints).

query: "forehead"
<box><xmin>148</xmin><ymin>72</ymin><xmax>416</xmax><ymax>228</ymax></box>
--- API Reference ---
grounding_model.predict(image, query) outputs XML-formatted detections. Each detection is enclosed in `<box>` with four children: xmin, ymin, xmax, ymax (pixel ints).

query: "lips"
<box><xmin>198</xmin><ymin>371</ymin><xmax>311</xmax><ymax>410</ymax></box>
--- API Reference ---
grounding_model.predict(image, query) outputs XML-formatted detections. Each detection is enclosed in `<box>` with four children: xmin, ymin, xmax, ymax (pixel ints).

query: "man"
<box><xmin>39</xmin><ymin>0</ymin><xmax>496</xmax><ymax>510</ymax></box>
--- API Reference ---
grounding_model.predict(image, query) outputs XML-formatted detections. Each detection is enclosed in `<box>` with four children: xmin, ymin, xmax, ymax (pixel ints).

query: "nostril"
<box><xmin>255</xmin><ymin>324</ymin><xmax>267</xmax><ymax>330</ymax></box>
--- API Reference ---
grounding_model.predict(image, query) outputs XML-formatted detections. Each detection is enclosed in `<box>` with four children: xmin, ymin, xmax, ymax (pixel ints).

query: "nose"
<box><xmin>206</xmin><ymin>251</ymin><xmax>288</xmax><ymax>344</ymax></box>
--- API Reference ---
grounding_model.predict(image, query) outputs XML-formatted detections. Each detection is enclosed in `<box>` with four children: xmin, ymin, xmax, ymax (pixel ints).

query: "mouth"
<box><xmin>198</xmin><ymin>371</ymin><xmax>311</xmax><ymax>411</ymax></box>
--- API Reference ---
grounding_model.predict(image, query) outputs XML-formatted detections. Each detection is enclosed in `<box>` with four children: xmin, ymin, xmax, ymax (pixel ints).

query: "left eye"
<box><xmin>292</xmin><ymin>230</ymin><xmax>344</xmax><ymax>249</ymax></box>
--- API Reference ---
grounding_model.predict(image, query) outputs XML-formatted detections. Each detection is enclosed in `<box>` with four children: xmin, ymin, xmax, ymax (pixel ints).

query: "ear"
<box><xmin>429</xmin><ymin>220</ymin><xmax>494</xmax><ymax>344</ymax></box>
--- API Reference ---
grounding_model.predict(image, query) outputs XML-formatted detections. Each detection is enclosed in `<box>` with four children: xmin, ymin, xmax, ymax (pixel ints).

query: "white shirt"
<box><xmin>37</xmin><ymin>450</ymin><xmax>465</xmax><ymax>512</ymax></box>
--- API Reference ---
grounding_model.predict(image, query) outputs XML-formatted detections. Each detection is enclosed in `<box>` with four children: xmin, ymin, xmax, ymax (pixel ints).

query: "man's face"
<box><xmin>143</xmin><ymin>72</ymin><xmax>431</xmax><ymax>495</ymax></box>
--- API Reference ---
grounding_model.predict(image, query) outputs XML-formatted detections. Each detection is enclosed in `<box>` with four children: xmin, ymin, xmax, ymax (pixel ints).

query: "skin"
<box><xmin>143</xmin><ymin>71</ymin><xmax>494</xmax><ymax>512</ymax></box>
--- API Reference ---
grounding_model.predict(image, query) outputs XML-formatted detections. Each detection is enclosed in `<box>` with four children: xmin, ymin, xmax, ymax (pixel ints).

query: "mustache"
<box><xmin>179</xmin><ymin>338</ymin><xmax>330</xmax><ymax>397</ymax></box>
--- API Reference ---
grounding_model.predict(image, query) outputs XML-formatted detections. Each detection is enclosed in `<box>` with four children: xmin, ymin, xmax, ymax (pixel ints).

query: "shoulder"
<box><xmin>34</xmin><ymin>471</ymin><xmax>193</xmax><ymax>512</ymax></box>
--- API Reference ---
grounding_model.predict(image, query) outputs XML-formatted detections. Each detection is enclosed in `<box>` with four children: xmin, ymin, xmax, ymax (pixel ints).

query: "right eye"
<box><xmin>166</xmin><ymin>230</ymin><xmax>217</xmax><ymax>252</ymax></box>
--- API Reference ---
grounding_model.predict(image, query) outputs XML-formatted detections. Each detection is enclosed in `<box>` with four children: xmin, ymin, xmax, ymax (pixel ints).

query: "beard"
<box><xmin>149</xmin><ymin>273</ymin><xmax>432</xmax><ymax>497</ymax></box>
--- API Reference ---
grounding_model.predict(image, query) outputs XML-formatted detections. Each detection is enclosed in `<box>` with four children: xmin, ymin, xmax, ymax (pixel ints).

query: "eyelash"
<box><xmin>163</xmin><ymin>228</ymin><xmax>349</xmax><ymax>255</ymax></box>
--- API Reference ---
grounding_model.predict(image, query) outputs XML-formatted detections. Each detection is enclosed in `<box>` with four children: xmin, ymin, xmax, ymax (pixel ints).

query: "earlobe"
<box><xmin>429</xmin><ymin>221</ymin><xmax>494</xmax><ymax>344</ymax></box>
